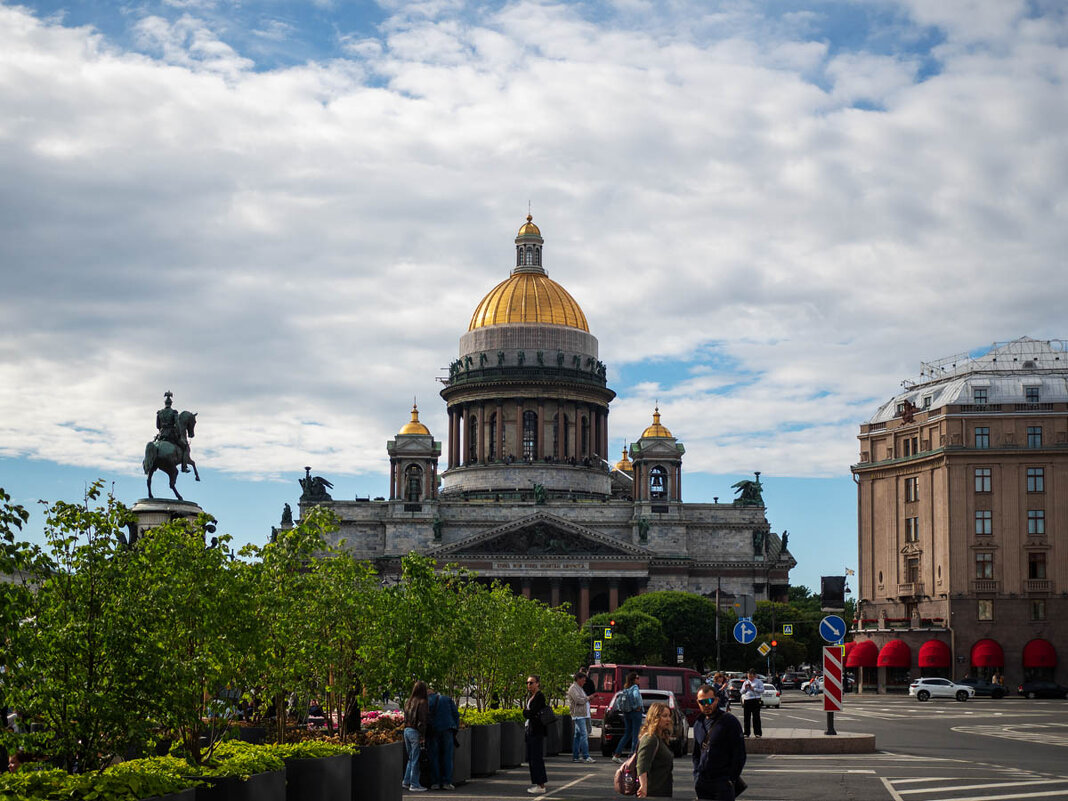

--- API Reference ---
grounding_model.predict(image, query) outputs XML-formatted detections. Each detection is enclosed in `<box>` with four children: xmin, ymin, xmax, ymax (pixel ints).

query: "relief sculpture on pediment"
<box><xmin>459</xmin><ymin>522</ymin><xmax>625</xmax><ymax>556</ymax></box>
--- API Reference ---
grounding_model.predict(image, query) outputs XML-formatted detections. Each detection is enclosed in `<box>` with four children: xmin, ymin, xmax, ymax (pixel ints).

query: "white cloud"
<box><xmin>0</xmin><ymin>1</ymin><xmax>1066</xmax><ymax>485</ymax></box>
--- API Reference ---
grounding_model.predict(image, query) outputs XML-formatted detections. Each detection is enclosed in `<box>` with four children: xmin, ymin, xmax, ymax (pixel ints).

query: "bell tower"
<box><xmin>630</xmin><ymin>407</ymin><xmax>685</xmax><ymax>503</ymax></box>
<box><xmin>387</xmin><ymin>402</ymin><xmax>441</xmax><ymax>502</ymax></box>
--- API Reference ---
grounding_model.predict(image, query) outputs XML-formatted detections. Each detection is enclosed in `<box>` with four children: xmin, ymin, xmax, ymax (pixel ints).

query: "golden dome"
<box><xmin>468</xmin><ymin>271</ymin><xmax>589</xmax><ymax>331</ymax></box>
<box><xmin>641</xmin><ymin>406</ymin><xmax>673</xmax><ymax>439</ymax></box>
<box><xmin>398</xmin><ymin>402</ymin><xmax>431</xmax><ymax>436</ymax></box>
<box><xmin>517</xmin><ymin>213</ymin><xmax>541</xmax><ymax>238</ymax></box>
<box><xmin>615</xmin><ymin>446</ymin><xmax>633</xmax><ymax>473</ymax></box>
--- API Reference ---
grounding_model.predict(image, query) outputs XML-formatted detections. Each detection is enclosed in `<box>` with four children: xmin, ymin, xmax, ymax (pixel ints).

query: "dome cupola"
<box><xmin>641</xmin><ymin>406</ymin><xmax>673</xmax><ymax>439</ymax></box>
<box><xmin>399</xmin><ymin>402</ymin><xmax>431</xmax><ymax>436</ymax></box>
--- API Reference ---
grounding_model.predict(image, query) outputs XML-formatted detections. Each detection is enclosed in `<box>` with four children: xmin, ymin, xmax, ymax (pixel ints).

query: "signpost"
<box><xmin>823</xmin><ymin>645</ymin><xmax>844</xmax><ymax>734</ymax></box>
<box><xmin>757</xmin><ymin>642</ymin><xmax>770</xmax><ymax>656</ymax></box>
<box><xmin>819</xmin><ymin>614</ymin><xmax>847</xmax><ymax>644</ymax></box>
<box><xmin>783</xmin><ymin>624</ymin><xmax>793</xmax><ymax>636</ymax></box>
<box><xmin>733</xmin><ymin>619</ymin><xmax>757</xmax><ymax>645</ymax></box>
<box><xmin>677</xmin><ymin>646</ymin><xmax>684</xmax><ymax>665</ymax></box>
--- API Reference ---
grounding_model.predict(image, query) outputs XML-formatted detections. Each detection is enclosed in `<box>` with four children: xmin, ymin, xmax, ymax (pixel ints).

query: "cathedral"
<box><xmin>299</xmin><ymin>216</ymin><xmax>794</xmax><ymax>622</ymax></box>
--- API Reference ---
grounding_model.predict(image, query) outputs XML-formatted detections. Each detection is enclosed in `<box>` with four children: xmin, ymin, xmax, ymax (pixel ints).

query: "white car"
<box><xmin>760</xmin><ymin>684</ymin><xmax>781</xmax><ymax>708</ymax></box>
<box><xmin>908</xmin><ymin>677</ymin><xmax>975</xmax><ymax>702</ymax></box>
<box><xmin>801</xmin><ymin>677</ymin><xmax>823</xmax><ymax>695</ymax></box>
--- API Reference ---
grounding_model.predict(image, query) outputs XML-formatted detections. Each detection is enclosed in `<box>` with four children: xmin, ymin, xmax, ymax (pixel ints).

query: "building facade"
<box><xmin>300</xmin><ymin>216</ymin><xmax>794</xmax><ymax>622</ymax></box>
<box><xmin>851</xmin><ymin>338</ymin><xmax>1066</xmax><ymax>691</ymax></box>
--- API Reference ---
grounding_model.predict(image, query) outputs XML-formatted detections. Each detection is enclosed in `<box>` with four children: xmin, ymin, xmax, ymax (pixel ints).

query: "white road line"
<box><xmin>897</xmin><ymin>779</ymin><xmax>1068</xmax><ymax>794</ymax></box>
<box><xmin>543</xmin><ymin>774</ymin><xmax>590</xmax><ymax>797</ymax></box>
<box><xmin>749</xmin><ymin>769</ymin><xmax>876</xmax><ymax>774</ymax></box>
<box><xmin>890</xmin><ymin>777</ymin><xmax>955</xmax><ymax>783</ymax></box>
<box><xmin>880</xmin><ymin>777</ymin><xmax>906</xmax><ymax>801</ymax></box>
<box><xmin>923</xmin><ymin>791</ymin><xmax>1068</xmax><ymax>801</ymax></box>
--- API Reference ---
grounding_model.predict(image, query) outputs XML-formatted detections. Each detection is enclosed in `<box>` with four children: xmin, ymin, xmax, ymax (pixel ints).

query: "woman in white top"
<box><xmin>740</xmin><ymin>669</ymin><xmax>764</xmax><ymax>738</ymax></box>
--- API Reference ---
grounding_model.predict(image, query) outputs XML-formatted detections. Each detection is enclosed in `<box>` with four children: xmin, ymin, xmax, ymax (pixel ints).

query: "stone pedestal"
<box><xmin>128</xmin><ymin>498</ymin><xmax>207</xmax><ymax>542</ymax></box>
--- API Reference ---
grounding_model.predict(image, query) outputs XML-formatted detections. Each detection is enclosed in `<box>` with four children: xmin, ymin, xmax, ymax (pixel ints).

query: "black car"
<box><xmin>727</xmin><ymin>678</ymin><xmax>744</xmax><ymax>703</ymax></box>
<box><xmin>601</xmin><ymin>688</ymin><xmax>690</xmax><ymax>758</ymax></box>
<box><xmin>956</xmin><ymin>678</ymin><xmax>1006</xmax><ymax>698</ymax></box>
<box><xmin>779</xmin><ymin>672</ymin><xmax>806</xmax><ymax>690</ymax></box>
<box><xmin>1017</xmin><ymin>680</ymin><xmax>1068</xmax><ymax>699</ymax></box>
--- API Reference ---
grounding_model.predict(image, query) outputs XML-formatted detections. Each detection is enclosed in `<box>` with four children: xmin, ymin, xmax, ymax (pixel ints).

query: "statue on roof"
<box><xmin>300</xmin><ymin>466</ymin><xmax>334</xmax><ymax>502</ymax></box>
<box><xmin>732</xmin><ymin>472</ymin><xmax>764</xmax><ymax>507</ymax></box>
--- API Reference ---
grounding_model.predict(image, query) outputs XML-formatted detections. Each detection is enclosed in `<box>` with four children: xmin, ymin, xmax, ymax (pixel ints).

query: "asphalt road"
<box><xmin>417</xmin><ymin>694</ymin><xmax>1068</xmax><ymax>800</ymax></box>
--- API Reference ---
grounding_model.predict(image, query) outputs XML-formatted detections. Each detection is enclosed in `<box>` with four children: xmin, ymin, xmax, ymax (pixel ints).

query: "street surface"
<box><xmin>424</xmin><ymin>694</ymin><xmax>1068</xmax><ymax>800</ymax></box>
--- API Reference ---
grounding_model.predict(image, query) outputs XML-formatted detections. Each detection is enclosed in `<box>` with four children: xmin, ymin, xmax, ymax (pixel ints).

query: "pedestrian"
<box><xmin>402</xmin><ymin>680</ymin><xmax>430</xmax><ymax>792</ymax></box>
<box><xmin>692</xmin><ymin>685</ymin><xmax>746</xmax><ymax>800</ymax></box>
<box><xmin>740</xmin><ymin>669</ymin><xmax>764</xmax><ymax>738</ymax></box>
<box><xmin>427</xmin><ymin>686</ymin><xmax>459</xmax><ymax>790</ymax></box>
<box><xmin>635</xmin><ymin>702</ymin><xmax>674</xmax><ymax>798</ymax></box>
<box><xmin>523</xmin><ymin>675</ymin><xmax>549</xmax><ymax>795</ymax></box>
<box><xmin>711</xmin><ymin>672</ymin><xmax>730</xmax><ymax>710</ymax></box>
<box><xmin>568</xmin><ymin>672</ymin><xmax>594</xmax><ymax>763</ymax></box>
<box><xmin>613</xmin><ymin>672</ymin><xmax>644</xmax><ymax>763</ymax></box>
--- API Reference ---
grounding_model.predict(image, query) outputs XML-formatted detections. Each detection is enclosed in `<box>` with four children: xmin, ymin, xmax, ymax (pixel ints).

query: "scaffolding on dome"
<box><xmin>902</xmin><ymin>338</ymin><xmax>1067</xmax><ymax>389</ymax></box>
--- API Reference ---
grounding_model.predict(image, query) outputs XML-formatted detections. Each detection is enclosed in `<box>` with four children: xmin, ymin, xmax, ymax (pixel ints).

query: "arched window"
<box><xmin>516</xmin><ymin>246</ymin><xmax>522</xmax><ymax>267</ymax></box>
<box><xmin>523</xmin><ymin>410</ymin><xmax>538</xmax><ymax>459</ymax></box>
<box><xmin>525</xmin><ymin>246</ymin><xmax>534</xmax><ymax>265</ymax></box>
<box><xmin>650</xmin><ymin>465</ymin><xmax>667</xmax><ymax>499</ymax></box>
<box><xmin>534</xmin><ymin>246</ymin><xmax>541</xmax><ymax>266</ymax></box>
<box><xmin>581</xmin><ymin>416</ymin><xmax>589</xmax><ymax>456</ymax></box>
<box><xmin>467</xmin><ymin>416</ymin><xmax>478</xmax><ymax>463</ymax></box>
<box><xmin>405</xmin><ymin>464</ymin><xmax>423</xmax><ymax>502</ymax></box>
<box><xmin>488</xmin><ymin>413</ymin><xmax>497</xmax><ymax>460</ymax></box>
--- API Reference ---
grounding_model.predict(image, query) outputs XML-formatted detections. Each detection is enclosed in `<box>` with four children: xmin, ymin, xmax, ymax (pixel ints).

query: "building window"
<box><xmin>649</xmin><ymin>465</ymin><xmax>667</xmax><ymax>499</ymax></box>
<box><xmin>581</xmin><ymin>416</ymin><xmax>589</xmax><ymax>456</ymax></box>
<box><xmin>973</xmin><ymin>388</ymin><xmax>988</xmax><ymax>405</ymax></box>
<box><xmin>488</xmin><ymin>413</ymin><xmax>497</xmax><ymax>460</ymax></box>
<box><xmin>978</xmin><ymin>600</ymin><xmax>993</xmax><ymax>621</ymax></box>
<box><xmin>896</xmin><ymin>402</ymin><xmax>905</xmax><ymax>415</ymax></box>
<box><xmin>1027</xmin><ymin>467</ymin><xmax>1044</xmax><ymax>493</ymax></box>
<box><xmin>974</xmin><ymin>468</ymin><xmax>992</xmax><ymax>493</ymax></box>
<box><xmin>404</xmin><ymin>464</ymin><xmax>423</xmax><ymax>502</ymax></box>
<box><xmin>905</xmin><ymin>477</ymin><xmax>919</xmax><ymax>502</ymax></box>
<box><xmin>906</xmin><ymin>557</ymin><xmax>919</xmax><ymax>583</ymax></box>
<box><xmin>467</xmin><ymin>416</ymin><xmax>477</xmax><ymax>463</ymax></box>
<box><xmin>1027</xmin><ymin>510</ymin><xmax>1045</xmax><ymax>535</ymax></box>
<box><xmin>903</xmin><ymin>436</ymin><xmax>919</xmax><ymax>457</ymax></box>
<box><xmin>1028</xmin><ymin>552</ymin><xmax>1047</xmax><ymax>580</ymax></box>
<box><xmin>975</xmin><ymin>552</ymin><xmax>993</xmax><ymax>580</ymax></box>
<box><xmin>1027</xmin><ymin>426</ymin><xmax>1042</xmax><ymax>448</ymax></box>
<box><xmin>975</xmin><ymin>510</ymin><xmax>992</xmax><ymax>535</ymax></box>
<box><xmin>1026</xmin><ymin>386</ymin><xmax>1040</xmax><ymax>403</ymax></box>
<box><xmin>922</xmin><ymin>395</ymin><xmax>932</xmax><ymax>409</ymax></box>
<box><xmin>974</xmin><ymin>427</ymin><xmax>990</xmax><ymax>448</ymax></box>
<box><xmin>1031</xmin><ymin>600</ymin><xmax>1047</xmax><ymax>621</ymax></box>
<box><xmin>522</xmin><ymin>410</ymin><xmax>538</xmax><ymax>459</ymax></box>
<box><xmin>905</xmin><ymin>517</ymin><xmax>919</xmax><ymax>542</ymax></box>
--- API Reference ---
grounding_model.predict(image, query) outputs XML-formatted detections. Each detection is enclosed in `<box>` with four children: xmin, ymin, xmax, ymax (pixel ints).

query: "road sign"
<box><xmin>677</xmin><ymin>654</ymin><xmax>684</xmax><ymax>664</ymax></box>
<box><xmin>819</xmin><ymin>615</ymin><xmax>847</xmax><ymax>643</ymax></box>
<box><xmin>783</xmin><ymin>624</ymin><xmax>794</xmax><ymax>636</ymax></box>
<box><xmin>594</xmin><ymin>640</ymin><xmax>602</xmax><ymax>650</ymax></box>
<box><xmin>823</xmin><ymin>645</ymin><xmax>844</xmax><ymax>713</ymax></box>
<box><xmin>733</xmin><ymin>619</ymin><xmax>757</xmax><ymax>644</ymax></box>
<box><xmin>605</xmin><ymin>629</ymin><xmax>613</xmax><ymax>639</ymax></box>
<box><xmin>757</xmin><ymin>642</ymin><xmax>770</xmax><ymax>656</ymax></box>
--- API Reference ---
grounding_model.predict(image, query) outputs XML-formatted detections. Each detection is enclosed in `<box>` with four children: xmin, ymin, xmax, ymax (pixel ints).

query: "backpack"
<box><xmin>613</xmin><ymin>750</ymin><xmax>640</xmax><ymax>795</ymax></box>
<box><xmin>619</xmin><ymin>684</ymin><xmax>640</xmax><ymax>713</ymax></box>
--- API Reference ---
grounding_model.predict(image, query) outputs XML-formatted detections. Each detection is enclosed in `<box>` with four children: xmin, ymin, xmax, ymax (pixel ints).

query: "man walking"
<box><xmin>692</xmin><ymin>685</ymin><xmax>746</xmax><ymax>800</ymax></box>
<box><xmin>567</xmin><ymin>672</ymin><xmax>594</xmax><ymax>763</ymax></box>
<box><xmin>740</xmin><ymin>669</ymin><xmax>764</xmax><ymax>738</ymax></box>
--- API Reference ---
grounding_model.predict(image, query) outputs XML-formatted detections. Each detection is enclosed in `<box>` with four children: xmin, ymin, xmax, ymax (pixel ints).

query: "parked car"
<box><xmin>801</xmin><ymin>676</ymin><xmax>822</xmax><ymax>695</ymax></box>
<box><xmin>761</xmin><ymin>684</ymin><xmax>781</xmax><ymax>708</ymax></box>
<box><xmin>909</xmin><ymin>677</ymin><xmax>975</xmax><ymax>702</ymax></box>
<box><xmin>779</xmin><ymin>672</ymin><xmax>806</xmax><ymax>690</ymax></box>
<box><xmin>586</xmin><ymin>663</ymin><xmax>706</xmax><ymax>724</ymax></box>
<box><xmin>1017</xmin><ymin>680</ymin><xmax>1068</xmax><ymax>699</ymax></box>
<box><xmin>727</xmin><ymin>678</ymin><xmax>745</xmax><ymax>703</ymax></box>
<box><xmin>600</xmin><ymin>688</ymin><xmax>690</xmax><ymax>757</ymax></box>
<box><xmin>956</xmin><ymin>677</ymin><xmax>1006</xmax><ymax>699</ymax></box>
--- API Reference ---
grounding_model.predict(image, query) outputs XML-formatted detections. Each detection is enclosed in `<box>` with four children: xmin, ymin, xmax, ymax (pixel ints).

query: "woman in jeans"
<box><xmin>402</xmin><ymin>680</ymin><xmax>430</xmax><ymax>792</ymax></box>
<box><xmin>613</xmin><ymin>672</ymin><xmax>644</xmax><ymax>762</ymax></box>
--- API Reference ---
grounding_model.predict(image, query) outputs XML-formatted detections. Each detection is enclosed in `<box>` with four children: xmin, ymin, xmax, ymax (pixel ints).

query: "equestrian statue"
<box><xmin>143</xmin><ymin>390</ymin><xmax>200</xmax><ymax>500</ymax></box>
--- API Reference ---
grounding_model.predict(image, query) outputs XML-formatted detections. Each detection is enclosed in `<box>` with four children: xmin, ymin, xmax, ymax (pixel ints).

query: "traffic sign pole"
<box><xmin>823</xmin><ymin>645</ymin><xmax>843</xmax><ymax>735</ymax></box>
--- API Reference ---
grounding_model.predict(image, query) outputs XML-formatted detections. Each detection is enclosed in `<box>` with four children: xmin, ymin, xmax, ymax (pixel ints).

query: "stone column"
<box><xmin>478</xmin><ymin>402</ymin><xmax>486</xmax><ymax>464</ymax></box>
<box><xmin>516</xmin><ymin>399</ymin><xmax>524</xmax><ymax>459</ymax></box>
<box><xmin>496</xmin><ymin>401</ymin><xmax>504</xmax><ymax>460</ymax></box>
<box><xmin>570</xmin><ymin>401</ymin><xmax>579</xmax><ymax>459</ymax></box>
<box><xmin>447</xmin><ymin>409</ymin><xmax>455</xmax><ymax>468</ymax></box>
<box><xmin>551</xmin><ymin>579</ymin><xmax>561</xmax><ymax>608</ymax></box>
<box><xmin>579</xmin><ymin>580</ymin><xmax>591</xmax><ymax>625</ymax></box>
<box><xmin>609</xmin><ymin>580</ymin><xmax>620</xmax><ymax>612</ymax></box>
<box><xmin>537</xmin><ymin>400</ymin><xmax>545</xmax><ymax>459</ymax></box>
<box><xmin>521</xmin><ymin>579</ymin><xmax>532</xmax><ymax>600</ymax></box>
<box><xmin>389</xmin><ymin>462</ymin><xmax>396</xmax><ymax>500</ymax></box>
<box><xmin>555</xmin><ymin>404</ymin><xmax>563</xmax><ymax>459</ymax></box>
<box><xmin>429</xmin><ymin>460</ymin><xmax>437</xmax><ymax>499</ymax></box>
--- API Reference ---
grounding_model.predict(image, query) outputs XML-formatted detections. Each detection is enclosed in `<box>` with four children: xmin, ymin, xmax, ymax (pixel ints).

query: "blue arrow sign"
<box><xmin>733</xmin><ymin>619</ymin><xmax>757</xmax><ymax>644</ymax></box>
<box><xmin>820</xmin><ymin>615</ymin><xmax>847</xmax><ymax>643</ymax></box>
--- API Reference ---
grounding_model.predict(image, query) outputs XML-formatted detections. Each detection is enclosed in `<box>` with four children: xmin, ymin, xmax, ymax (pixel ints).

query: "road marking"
<box><xmin>897</xmin><ymin>779</ymin><xmax>1068</xmax><ymax>795</ymax></box>
<box><xmin>952</xmin><ymin>723</ymin><xmax>1068</xmax><ymax>748</ymax></box>
<box><xmin>749</xmin><ymin>768</ymin><xmax>876</xmax><ymax>773</ymax></box>
<box><xmin>543</xmin><ymin>774</ymin><xmax>591</xmax><ymax>797</ymax></box>
<box><xmin>923</xmin><ymin>791</ymin><xmax>1068</xmax><ymax>801</ymax></box>
<box><xmin>880</xmin><ymin>777</ymin><xmax>906</xmax><ymax>801</ymax></box>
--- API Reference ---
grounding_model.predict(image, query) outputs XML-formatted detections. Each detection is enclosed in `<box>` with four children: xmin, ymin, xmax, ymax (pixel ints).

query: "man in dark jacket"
<box><xmin>692</xmin><ymin>685</ymin><xmax>746</xmax><ymax>800</ymax></box>
<box><xmin>427</xmin><ymin>688</ymin><xmax>460</xmax><ymax>790</ymax></box>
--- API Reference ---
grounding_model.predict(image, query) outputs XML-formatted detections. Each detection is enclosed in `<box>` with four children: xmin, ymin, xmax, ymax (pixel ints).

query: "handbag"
<box><xmin>612</xmin><ymin>750</ymin><xmax>640</xmax><ymax>795</ymax></box>
<box><xmin>537</xmin><ymin>705</ymin><xmax>556</xmax><ymax>726</ymax></box>
<box><xmin>734</xmin><ymin>776</ymin><xmax>748</xmax><ymax>797</ymax></box>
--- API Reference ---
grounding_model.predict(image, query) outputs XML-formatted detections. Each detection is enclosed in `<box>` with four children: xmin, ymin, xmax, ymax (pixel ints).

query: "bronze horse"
<box><xmin>143</xmin><ymin>410</ymin><xmax>199</xmax><ymax>500</ymax></box>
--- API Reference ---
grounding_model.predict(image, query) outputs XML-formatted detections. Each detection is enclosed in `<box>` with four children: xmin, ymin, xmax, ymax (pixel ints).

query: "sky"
<box><xmin>0</xmin><ymin>0</ymin><xmax>1066</xmax><ymax>594</ymax></box>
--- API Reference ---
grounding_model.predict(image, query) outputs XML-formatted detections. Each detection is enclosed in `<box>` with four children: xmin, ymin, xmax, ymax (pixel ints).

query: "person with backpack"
<box><xmin>612</xmin><ymin>672</ymin><xmax>644</xmax><ymax>763</ymax></box>
<box><xmin>426</xmin><ymin>687</ymin><xmax>459</xmax><ymax>790</ymax></box>
<box><xmin>522</xmin><ymin>674</ymin><xmax>549</xmax><ymax>795</ymax></box>
<box><xmin>692</xmin><ymin>685</ymin><xmax>746</xmax><ymax>800</ymax></box>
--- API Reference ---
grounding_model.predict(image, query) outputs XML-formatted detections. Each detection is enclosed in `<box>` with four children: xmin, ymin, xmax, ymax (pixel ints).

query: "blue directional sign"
<box><xmin>819</xmin><ymin>615</ymin><xmax>847</xmax><ymax>644</ymax></box>
<box><xmin>733</xmin><ymin>619</ymin><xmax>757</xmax><ymax>644</ymax></box>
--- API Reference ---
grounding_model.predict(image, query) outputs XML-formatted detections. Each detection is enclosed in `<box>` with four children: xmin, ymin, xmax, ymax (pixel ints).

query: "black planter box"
<box><xmin>452</xmin><ymin>727</ymin><xmax>471</xmax><ymax>785</ymax></box>
<box><xmin>145</xmin><ymin>790</ymin><xmax>196</xmax><ymax>801</ymax></box>
<box><xmin>560</xmin><ymin>715</ymin><xmax>573</xmax><ymax>754</ymax></box>
<box><xmin>195</xmin><ymin>770</ymin><xmax>285</xmax><ymax>801</ymax></box>
<box><xmin>284</xmin><ymin>754</ymin><xmax>351</xmax><ymax>801</ymax></box>
<box><xmin>499</xmin><ymin>721</ymin><xmax>525</xmax><ymax>768</ymax></box>
<box><xmin>469</xmin><ymin>724</ymin><xmax>501</xmax><ymax>776</ymax></box>
<box><xmin>351</xmin><ymin>740</ymin><xmax>403</xmax><ymax>801</ymax></box>
<box><xmin>543</xmin><ymin>718</ymin><xmax>561</xmax><ymax>755</ymax></box>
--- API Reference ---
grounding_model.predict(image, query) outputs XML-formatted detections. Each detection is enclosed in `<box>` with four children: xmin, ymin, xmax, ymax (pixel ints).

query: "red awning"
<box><xmin>971</xmin><ymin>638</ymin><xmax>1004</xmax><ymax>668</ymax></box>
<box><xmin>918</xmin><ymin>639</ymin><xmax>951</xmax><ymax>669</ymax></box>
<box><xmin>842</xmin><ymin>641</ymin><xmax>857</xmax><ymax>660</ymax></box>
<box><xmin>1023</xmin><ymin>638</ymin><xmax>1057</xmax><ymax>669</ymax></box>
<box><xmin>846</xmin><ymin>639</ymin><xmax>878</xmax><ymax>668</ymax></box>
<box><xmin>878</xmin><ymin>639</ymin><xmax>911</xmax><ymax>668</ymax></box>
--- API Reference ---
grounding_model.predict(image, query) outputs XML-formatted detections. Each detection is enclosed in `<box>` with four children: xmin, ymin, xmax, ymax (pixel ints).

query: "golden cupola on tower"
<box><xmin>641</xmin><ymin>406</ymin><xmax>673</xmax><ymax>438</ymax></box>
<box><xmin>398</xmin><ymin>402</ymin><xmax>431</xmax><ymax>436</ymax></box>
<box><xmin>615</xmin><ymin>446</ymin><xmax>634</xmax><ymax>473</ymax></box>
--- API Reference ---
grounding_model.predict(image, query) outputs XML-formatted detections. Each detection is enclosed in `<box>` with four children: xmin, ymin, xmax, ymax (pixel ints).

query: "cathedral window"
<box><xmin>534</xmin><ymin>246</ymin><xmax>541</xmax><ymax>266</ymax></box>
<box><xmin>488</xmin><ymin>413</ymin><xmax>497</xmax><ymax>460</ymax></box>
<box><xmin>468</xmin><ymin>416</ymin><xmax>477</xmax><ymax>463</ymax></box>
<box><xmin>650</xmin><ymin>465</ymin><xmax>667</xmax><ymax>499</ymax></box>
<box><xmin>405</xmin><ymin>464</ymin><xmax>423</xmax><ymax>502</ymax></box>
<box><xmin>581</xmin><ymin>417</ymin><xmax>589</xmax><ymax>456</ymax></box>
<box><xmin>523</xmin><ymin>411</ymin><xmax>538</xmax><ymax>459</ymax></box>
<box><xmin>525</xmin><ymin>246</ymin><xmax>534</xmax><ymax>266</ymax></box>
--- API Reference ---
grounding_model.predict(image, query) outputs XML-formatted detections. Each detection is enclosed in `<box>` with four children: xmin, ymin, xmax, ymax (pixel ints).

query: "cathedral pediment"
<box><xmin>430</xmin><ymin>513</ymin><xmax>650</xmax><ymax>558</ymax></box>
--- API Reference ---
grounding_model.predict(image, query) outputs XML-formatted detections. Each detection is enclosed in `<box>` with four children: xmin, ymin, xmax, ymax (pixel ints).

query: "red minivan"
<box><xmin>586</xmin><ymin>663</ymin><xmax>706</xmax><ymax>724</ymax></box>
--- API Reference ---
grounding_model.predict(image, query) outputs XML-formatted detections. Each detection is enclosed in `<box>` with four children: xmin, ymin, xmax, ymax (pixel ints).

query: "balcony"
<box><xmin>972</xmin><ymin>579</ymin><xmax>999</xmax><ymax>594</ymax></box>
<box><xmin>897</xmin><ymin>582</ymin><xmax>925</xmax><ymax>597</ymax></box>
<box><xmin>1026</xmin><ymin>579</ymin><xmax>1052</xmax><ymax>593</ymax></box>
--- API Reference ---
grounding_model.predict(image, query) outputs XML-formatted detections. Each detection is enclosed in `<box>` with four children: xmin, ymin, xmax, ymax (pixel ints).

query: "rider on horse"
<box><xmin>156</xmin><ymin>391</ymin><xmax>190</xmax><ymax>473</ymax></box>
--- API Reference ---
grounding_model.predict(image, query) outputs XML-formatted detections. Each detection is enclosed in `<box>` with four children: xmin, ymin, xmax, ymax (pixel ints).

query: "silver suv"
<box><xmin>908</xmin><ymin>677</ymin><xmax>975</xmax><ymax>702</ymax></box>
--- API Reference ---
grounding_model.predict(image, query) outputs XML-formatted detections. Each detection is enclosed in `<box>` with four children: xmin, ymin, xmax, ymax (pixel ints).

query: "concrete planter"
<box><xmin>145</xmin><ymin>791</ymin><xmax>195</xmax><ymax>801</ymax></box>
<box><xmin>500</xmin><ymin>721</ymin><xmax>525</xmax><ymax>768</ymax></box>
<box><xmin>543</xmin><ymin>717</ymin><xmax>561</xmax><ymax>755</ymax></box>
<box><xmin>195</xmin><ymin>770</ymin><xmax>285</xmax><ymax>801</ymax></box>
<box><xmin>452</xmin><ymin>727</ymin><xmax>471</xmax><ymax>785</ymax></box>
<box><xmin>351</xmin><ymin>740</ymin><xmax>403</xmax><ymax>801</ymax></box>
<box><xmin>469</xmin><ymin>723</ymin><xmax>501</xmax><ymax>776</ymax></box>
<box><xmin>283</xmin><ymin>754</ymin><xmax>351</xmax><ymax>801</ymax></box>
<box><xmin>560</xmin><ymin>715</ymin><xmax>573</xmax><ymax>754</ymax></box>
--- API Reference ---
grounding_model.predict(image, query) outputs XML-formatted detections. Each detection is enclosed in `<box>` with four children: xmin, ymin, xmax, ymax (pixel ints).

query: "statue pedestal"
<box><xmin>129</xmin><ymin>498</ymin><xmax>206</xmax><ymax>541</ymax></box>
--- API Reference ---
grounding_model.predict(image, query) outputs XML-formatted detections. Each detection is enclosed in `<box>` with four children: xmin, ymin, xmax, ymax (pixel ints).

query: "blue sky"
<box><xmin>1</xmin><ymin>0</ymin><xmax>1066</xmax><ymax>594</ymax></box>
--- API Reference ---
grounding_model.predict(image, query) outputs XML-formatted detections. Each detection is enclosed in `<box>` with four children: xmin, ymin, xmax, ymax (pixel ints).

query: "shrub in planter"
<box><xmin>499</xmin><ymin>720</ymin><xmax>525</xmax><ymax>768</ymax></box>
<box><xmin>350</xmin><ymin>740</ymin><xmax>403</xmax><ymax>801</ymax></box>
<box><xmin>269</xmin><ymin>743</ymin><xmax>354</xmax><ymax>801</ymax></box>
<box><xmin>452</xmin><ymin>726</ymin><xmax>471</xmax><ymax>785</ymax></box>
<box><xmin>195</xmin><ymin>741</ymin><xmax>286</xmax><ymax>801</ymax></box>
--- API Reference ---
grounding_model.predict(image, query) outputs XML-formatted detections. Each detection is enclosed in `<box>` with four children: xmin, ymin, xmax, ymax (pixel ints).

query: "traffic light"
<box><xmin>771</xmin><ymin>640</ymin><xmax>778</xmax><ymax>648</ymax></box>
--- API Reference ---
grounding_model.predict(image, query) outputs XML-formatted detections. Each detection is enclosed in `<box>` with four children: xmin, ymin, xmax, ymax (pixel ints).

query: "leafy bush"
<box><xmin>268</xmin><ymin>741</ymin><xmax>356</xmax><ymax>760</ymax></box>
<box><xmin>199</xmin><ymin>741</ymin><xmax>284</xmax><ymax>780</ymax></box>
<box><xmin>460</xmin><ymin>708</ymin><xmax>523</xmax><ymax>725</ymax></box>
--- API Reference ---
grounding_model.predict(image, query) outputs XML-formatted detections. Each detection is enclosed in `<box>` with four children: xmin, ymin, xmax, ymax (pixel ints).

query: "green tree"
<box><xmin>583</xmin><ymin>611</ymin><xmax>666</xmax><ymax>666</ymax></box>
<box><xmin>614</xmin><ymin>591</ymin><xmax>720</xmax><ymax>670</ymax></box>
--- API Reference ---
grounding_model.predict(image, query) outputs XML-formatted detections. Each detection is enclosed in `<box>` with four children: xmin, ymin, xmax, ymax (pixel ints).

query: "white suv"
<box><xmin>909</xmin><ymin>677</ymin><xmax>975</xmax><ymax>702</ymax></box>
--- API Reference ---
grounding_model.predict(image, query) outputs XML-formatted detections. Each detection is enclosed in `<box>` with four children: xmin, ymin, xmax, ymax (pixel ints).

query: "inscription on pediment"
<box><xmin>455</xmin><ymin>522</ymin><xmax>629</xmax><ymax>556</ymax></box>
